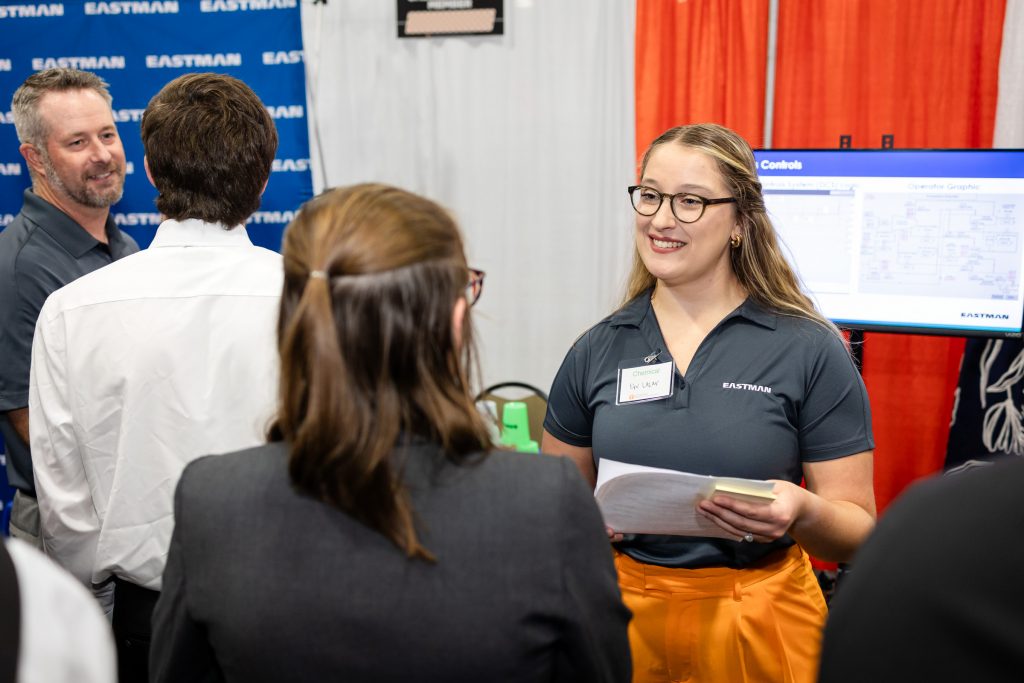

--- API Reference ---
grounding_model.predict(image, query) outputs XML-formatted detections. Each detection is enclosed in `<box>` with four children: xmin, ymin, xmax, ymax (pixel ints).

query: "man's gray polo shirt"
<box><xmin>0</xmin><ymin>189</ymin><xmax>138</xmax><ymax>494</ymax></box>
<box><xmin>545</xmin><ymin>291</ymin><xmax>874</xmax><ymax>568</ymax></box>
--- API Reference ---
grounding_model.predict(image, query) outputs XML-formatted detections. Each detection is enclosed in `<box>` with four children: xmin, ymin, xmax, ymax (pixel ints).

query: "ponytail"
<box><xmin>269</xmin><ymin>184</ymin><xmax>492</xmax><ymax>561</ymax></box>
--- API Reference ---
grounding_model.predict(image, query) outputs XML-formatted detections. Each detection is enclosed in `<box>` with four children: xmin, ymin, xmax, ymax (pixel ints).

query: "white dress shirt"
<box><xmin>29</xmin><ymin>219</ymin><xmax>282</xmax><ymax>602</ymax></box>
<box><xmin>6</xmin><ymin>538</ymin><xmax>116</xmax><ymax>683</ymax></box>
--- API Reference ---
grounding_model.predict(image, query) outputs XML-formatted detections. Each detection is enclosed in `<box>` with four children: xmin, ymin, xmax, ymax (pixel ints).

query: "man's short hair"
<box><xmin>141</xmin><ymin>73</ymin><xmax>278</xmax><ymax>228</ymax></box>
<box><xmin>11</xmin><ymin>69</ymin><xmax>114</xmax><ymax>147</ymax></box>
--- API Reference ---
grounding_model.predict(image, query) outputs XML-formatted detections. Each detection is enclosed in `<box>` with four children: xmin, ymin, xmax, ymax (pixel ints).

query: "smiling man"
<box><xmin>0</xmin><ymin>69</ymin><xmax>139</xmax><ymax>549</ymax></box>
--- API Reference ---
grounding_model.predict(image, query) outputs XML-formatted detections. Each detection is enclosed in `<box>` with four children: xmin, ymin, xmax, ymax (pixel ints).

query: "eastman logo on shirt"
<box><xmin>722</xmin><ymin>382</ymin><xmax>772</xmax><ymax>394</ymax></box>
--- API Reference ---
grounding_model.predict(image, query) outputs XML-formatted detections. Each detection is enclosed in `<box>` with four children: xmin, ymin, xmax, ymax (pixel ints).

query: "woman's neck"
<box><xmin>651</xmin><ymin>276</ymin><xmax>747</xmax><ymax>329</ymax></box>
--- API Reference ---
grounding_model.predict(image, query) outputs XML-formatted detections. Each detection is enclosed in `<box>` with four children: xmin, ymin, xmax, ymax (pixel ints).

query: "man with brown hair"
<box><xmin>0</xmin><ymin>68</ymin><xmax>138</xmax><ymax>549</ymax></box>
<box><xmin>29</xmin><ymin>73</ymin><xmax>282</xmax><ymax>682</ymax></box>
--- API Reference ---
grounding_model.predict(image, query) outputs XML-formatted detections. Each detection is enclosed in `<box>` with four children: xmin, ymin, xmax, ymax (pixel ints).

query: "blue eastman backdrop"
<box><xmin>0</xmin><ymin>0</ymin><xmax>313</xmax><ymax>251</ymax></box>
<box><xmin>0</xmin><ymin>0</ymin><xmax>313</xmax><ymax>529</ymax></box>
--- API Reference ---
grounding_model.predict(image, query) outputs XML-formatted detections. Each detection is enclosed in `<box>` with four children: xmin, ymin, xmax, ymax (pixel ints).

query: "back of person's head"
<box><xmin>627</xmin><ymin>123</ymin><xmax>830</xmax><ymax>329</ymax></box>
<box><xmin>270</xmin><ymin>183</ymin><xmax>491</xmax><ymax>559</ymax></box>
<box><xmin>140</xmin><ymin>72</ymin><xmax>277</xmax><ymax>227</ymax></box>
<box><xmin>11</xmin><ymin>68</ymin><xmax>113</xmax><ymax>148</ymax></box>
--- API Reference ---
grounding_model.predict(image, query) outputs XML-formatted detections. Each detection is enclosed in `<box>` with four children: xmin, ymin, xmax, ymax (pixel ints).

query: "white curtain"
<box><xmin>995</xmin><ymin>0</ymin><xmax>1024</xmax><ymax>147</ymax></box>
<box><xmin>300</xmin><ymin>0</ymin><xmax>636</xmax><ymax>395</ymax></box>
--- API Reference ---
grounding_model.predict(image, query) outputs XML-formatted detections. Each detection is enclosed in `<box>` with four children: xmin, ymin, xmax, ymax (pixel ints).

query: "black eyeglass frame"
<box><xmin>627</xmin><ymin>185</ymin><xmax>737</xmax><ymax>224</ymax></box>
<box><xmin>466</xmin><ymin>268</ymin><xmax>485</xmax><ymax>307</ymax></box>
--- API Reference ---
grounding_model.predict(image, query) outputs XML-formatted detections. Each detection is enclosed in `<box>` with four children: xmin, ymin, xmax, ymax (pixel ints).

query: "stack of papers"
<box><xmin>594</xmin><ymin>458</ymin><xmax>776</xmax><ymax>539</ymax></box>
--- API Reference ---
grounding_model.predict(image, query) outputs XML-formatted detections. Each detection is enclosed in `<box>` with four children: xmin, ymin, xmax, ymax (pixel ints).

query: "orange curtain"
<box><xmin>635</xmin><ymin>0</ymin><xmax>1007</xmax><ymax>515</ymax></box>
<box><xmin>772</xmin><ymin>0</ymin><xmax>1006</xmax><ymax>513</ymax></box>
<box><xmin>634</xmin><ymin>0</ymin><xmax>769</xmax><ymax>156</ymax></box>
<box><xmin>772</xmin><ymin>0</ymin><xmax>1005</xmax><ymax>150</ymax></box>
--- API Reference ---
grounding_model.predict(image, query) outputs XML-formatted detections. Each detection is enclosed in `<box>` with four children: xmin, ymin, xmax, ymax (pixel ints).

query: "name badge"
<box><xmin>617</xmin><ymin>361</ymin><xmax>675</xmax><ymax>405</ymax></box>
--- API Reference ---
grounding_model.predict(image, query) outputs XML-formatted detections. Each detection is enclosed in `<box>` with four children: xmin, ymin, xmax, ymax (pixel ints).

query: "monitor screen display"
<box><xmin>753</xmin><ymin>149</ymin><xmax>1024</xmax><ymax>337</ymax></box>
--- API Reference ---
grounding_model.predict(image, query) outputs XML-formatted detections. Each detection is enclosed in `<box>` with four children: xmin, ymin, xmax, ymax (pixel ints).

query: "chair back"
<box><xmin>475</xmin><ymin>382</ymin><xmax>549</xmax><ymax>450</ymax></box>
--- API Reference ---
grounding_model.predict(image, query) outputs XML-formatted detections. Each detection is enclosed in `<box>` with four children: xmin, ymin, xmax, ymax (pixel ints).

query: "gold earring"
<box><xmin>730</xmin><ymin>234</ymin><xmax>742</xmax><ymax>248</ymax></box>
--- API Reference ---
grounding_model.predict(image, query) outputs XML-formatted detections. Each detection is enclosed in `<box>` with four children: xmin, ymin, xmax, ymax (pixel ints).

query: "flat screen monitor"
<box><xmin>753</xmin><ymin>149</ymin><xmax>1024</xmax><ymax>337</ymax></box>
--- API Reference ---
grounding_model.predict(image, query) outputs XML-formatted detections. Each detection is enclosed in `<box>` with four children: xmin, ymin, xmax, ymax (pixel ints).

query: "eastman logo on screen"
<box><xmin>961</xmin><ymin>312</ymin><xmax>1010</xmax><ymax>320</ymax></box>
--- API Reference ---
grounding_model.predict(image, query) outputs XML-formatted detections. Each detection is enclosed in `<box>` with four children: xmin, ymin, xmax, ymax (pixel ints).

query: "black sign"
<box><xmin>397</xmin><ymin>0</ymin><xmax>504</xmax><ymax>38</ymax></box>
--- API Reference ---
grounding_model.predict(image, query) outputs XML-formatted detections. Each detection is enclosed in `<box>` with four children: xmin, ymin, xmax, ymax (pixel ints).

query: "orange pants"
<box><xmin>615</xmin><ymin>545</ymin><xmax>827</xmax><ymax>683</ymax></box>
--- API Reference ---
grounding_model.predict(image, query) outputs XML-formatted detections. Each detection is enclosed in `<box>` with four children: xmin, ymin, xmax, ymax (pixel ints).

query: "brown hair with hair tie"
<box><xmin>269</xmin><ymin>183</ymin><xmax>491</xmax><ymax>560</ymax></box>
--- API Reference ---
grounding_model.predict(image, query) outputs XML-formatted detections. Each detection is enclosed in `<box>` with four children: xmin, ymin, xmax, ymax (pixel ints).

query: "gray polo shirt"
<box><xmin>0</xmin><ymin>189</ymin><xmax>138</xmax><ymax>494</ymax></box>
<box><xmin>545</xmin><ymin>290</ymin><xmax>874</xmax><ymax>568</ymax></box>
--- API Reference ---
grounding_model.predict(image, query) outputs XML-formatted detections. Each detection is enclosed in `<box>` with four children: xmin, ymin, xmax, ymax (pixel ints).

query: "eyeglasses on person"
<box><xmin>466</xmin><ymin>268</ymin><xmax>485</xmax><ymax>306</ymax></box>
<box><xmin>627</xmin><ymin>185</ymin><xmax>737</xmax><ymax>224</ymax></box>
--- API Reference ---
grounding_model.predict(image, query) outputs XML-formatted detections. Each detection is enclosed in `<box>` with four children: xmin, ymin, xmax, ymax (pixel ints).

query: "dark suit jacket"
<box><xmin>819</xmin><ymin>457</ymin><xmax>1024</xmax><ymax>682</ymax></box>
<box><xmin>150</xmin><ymin>441</ymin><xmax>631</xmax><ymax>682</ymax></box>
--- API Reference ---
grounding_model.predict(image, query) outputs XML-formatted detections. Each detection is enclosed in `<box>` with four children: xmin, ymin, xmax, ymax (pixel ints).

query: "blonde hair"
<box><xmin>11</xmin><ymin>68</ymin><xmax>112</xmax><ymax>146</ymax></box>
<box><xmin>625</xmin><ymin>123</ymin><xmax>841</xmax><ymax>337</ymax></box>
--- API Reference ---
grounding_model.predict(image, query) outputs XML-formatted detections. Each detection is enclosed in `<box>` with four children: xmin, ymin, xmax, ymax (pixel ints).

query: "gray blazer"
<box><xmin>150</xmin><ymin>441</ymin><xmax>631</xmax><ymax>682</ymax></box>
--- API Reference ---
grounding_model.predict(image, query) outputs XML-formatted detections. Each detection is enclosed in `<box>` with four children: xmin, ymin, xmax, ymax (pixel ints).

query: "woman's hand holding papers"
<box><xmin>696</xmin><ymin>480</ymin><xmax>807</xmax><ymax>543</ymax></box>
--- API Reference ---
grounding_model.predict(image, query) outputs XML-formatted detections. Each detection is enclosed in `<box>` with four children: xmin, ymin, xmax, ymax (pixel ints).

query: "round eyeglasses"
<box><xmin>628</xmin><ymin>185</ymin><xmax>737</xmax><ymax>223</ymax></box>
<box><xmin>466</xmin><ymin>268</ymin><xmax>485</xmax><ymax>306</ymax></box>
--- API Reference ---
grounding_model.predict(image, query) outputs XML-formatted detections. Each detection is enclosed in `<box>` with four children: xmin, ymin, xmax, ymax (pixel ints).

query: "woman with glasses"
<box><xmin>149</xmin><ymin>184</ymin><xmax>631</xmax><ymax>683</ymax></box>
<box><xmin>543</xmin><ymin>124</ymin><xmax>875</xmax><ymax>683</ymax></box>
